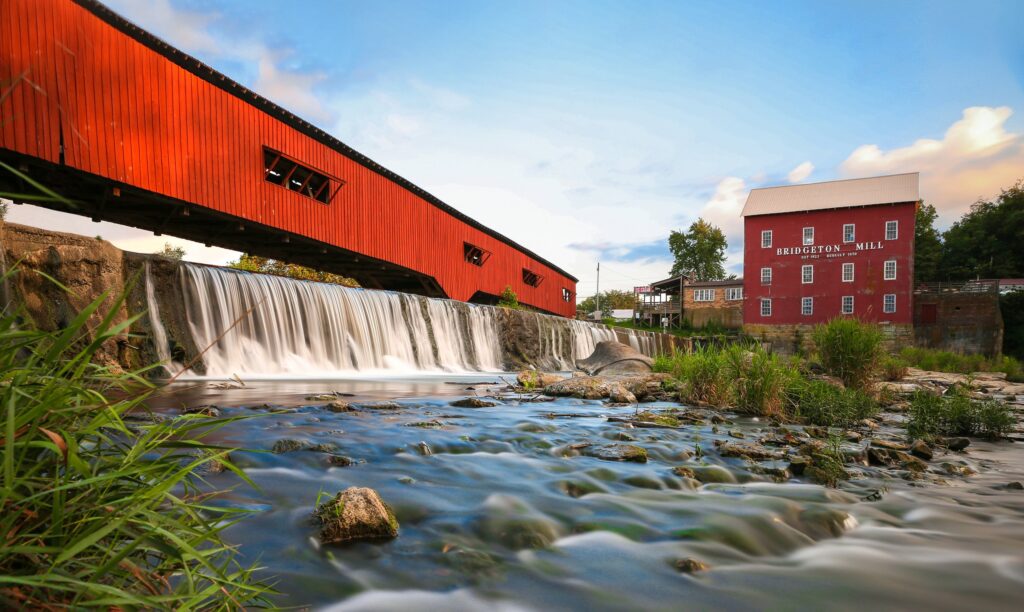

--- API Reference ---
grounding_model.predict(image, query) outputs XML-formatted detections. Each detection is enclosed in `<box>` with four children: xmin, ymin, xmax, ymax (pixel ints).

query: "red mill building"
<box><xmin>741</xmin><ymin>173</ymin><xmax>920</xmax><ymax>351</ymax></box>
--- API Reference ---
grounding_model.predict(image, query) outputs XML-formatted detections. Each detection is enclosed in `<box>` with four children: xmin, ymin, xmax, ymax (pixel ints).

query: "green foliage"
<box><xmin>154</xmin><ymin>242</ymin><xmax>186</xmax><ymax>261</ymax></box>
<box><xmin>0</xmin><ymin>273</ymin><xmax>271</xmax><ymax>607</ymax></box>
<box><xmin>880</xmin><ymin>355</ymin><xmax>909</xmax><ymax>381</ymax></box>
<box><xmin>576</xmin><ymin>290</ymin><xmax>635</xmax><ymax>318</ymax></box>
<box><xmin>914</xmin><ymin>202</ymin><xmax>943</xmax><ymax>282</ymax></box>
<box><xmin>907</xmin><ymin>389</ymin><xmax>1015</xmax><ymax>441</ymax></box>
<box><xmin>940</xmin><ymin>181</ymin><xmax>1024</xmax><ymax>281</ymax></box>
<box><xmin>898</xmin><ymin>346</ymin><xmax>1023</xmax><ymax>382</ymax></box>
<box><xmin>497</xmin><ymin>285</ymin><xmax>521</xmax><ymax>310</ymax></box>
<box><xmin>806</xmin><ymin>437</ymin><xmax>848</xmax><ymax>488</ymax></box>
<box><xmin>788</xmin><ymin>379</ymin><xmax>878</xmax><ymax>428</ymax></box>
<box><xmin>1001</xmin><ymin>291</ymin><xmax>1024</xmax><ymax>361</ymax></box>
<box><xmin>668</xmin><ymin>218</ymin><xmax>727</xmax><ymax>280</ymax></box>
<box><xmin>229</xmin><ymin>253</ymin><xmax>359</xmax><ymax>287</ymax></box>
<box><xmin>723</xmin><ymin>345</ymin><xmax>799</xmax><ymax>417</ymax></box>
<box><xmin>811</xmin><ymin>318</ymin><xmax>883</xmax><ymax>390</ymax></box>
<box><xmin>676</xmin><ymin>346</ymin><xmax>731</xmax><ymax>407</ymax></box>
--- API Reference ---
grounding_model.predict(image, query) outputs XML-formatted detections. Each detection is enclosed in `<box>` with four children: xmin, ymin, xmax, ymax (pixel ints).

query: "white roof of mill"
<box><xmin>741</xmin><ymin>173</ymin><xmax>920</xmax><ymax>217</ymax></box>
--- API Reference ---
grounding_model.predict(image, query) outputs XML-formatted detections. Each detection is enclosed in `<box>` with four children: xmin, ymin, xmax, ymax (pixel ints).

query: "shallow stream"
<box><xmin>150</xmin><ymin>376</ymin><xmax>1024</xmax><ymax>611</ymax></box>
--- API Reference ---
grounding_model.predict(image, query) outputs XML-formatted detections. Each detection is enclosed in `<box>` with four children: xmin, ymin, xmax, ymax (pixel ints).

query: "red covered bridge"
<box><xmin>0</xmin><ymin>0</ymin><xmax>578</xmax><ymax>316</ymax></box>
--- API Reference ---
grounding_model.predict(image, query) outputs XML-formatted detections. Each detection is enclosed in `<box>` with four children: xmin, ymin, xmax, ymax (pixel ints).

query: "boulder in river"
<box><xmin>583</xmin><ymin>443</ymin><xmax>648</xmax><ymax>463</ymax></box>
<box><xmin>314</xmin><ymin>487</ymin><xmax>399</xmax><ymax>544</ymax></box>
<box><xmin>946</xmin><ymin>437</ymin><xmax>971</xmax><ymax>452</ymax></box>
<box><xmin>517</xmin><ymin>371</ymin><xmax>562</xmax><ymax>389</ymax></box>
<box><xmin>909</xmin><ymin>439</ymin><xmax>933</xmax><ymax>461</ymax></box>
<box><xmin>576</xmin><ymin>341</ymin><xmax>653</xmax><ymax>376</ymax></box>
<box><xmin>451</xmin><ymin>397</ymin><xmax>498</xmax><ymax>408</ymax></box>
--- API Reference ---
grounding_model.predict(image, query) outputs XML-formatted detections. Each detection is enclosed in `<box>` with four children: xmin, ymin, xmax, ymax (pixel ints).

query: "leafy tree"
<box><xmin>668</xmin><ymin>218</ymin><xmax>727</xmax><ymax>280</ymax></box>
<box><xmin>576</xmin><ymin>290</ymin><xmax>636</xmax><ymax>318</ymax></box>
<box><xmin>155</xmin><ymin>242</ymin><xmax>186</xmax><ymax>261</ymax></box>
<box><xmin>940</xmin><ymin>181</ymin><xmax>1024</xmax><ymax>280</ymax></box>
<box><xmin>497</xmin><ymin>285</ymin><xmax>521</xmax><ymax>309</ymax></box>
<box><xmin>914</xmin><ymin>203</ymin><xmax>943</xmax><ymax>282</ymax></box>
<box><xmin>229</xmin><ymin>253</ymin><xmax>360</xmax><ymax>287</ymax></box>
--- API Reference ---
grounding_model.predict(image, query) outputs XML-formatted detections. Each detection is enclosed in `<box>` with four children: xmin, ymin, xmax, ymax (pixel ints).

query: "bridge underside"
<box><xmin>0</xmin><ymin>153</ymin><xmax>447</xmax><ymax>297</ymax></box>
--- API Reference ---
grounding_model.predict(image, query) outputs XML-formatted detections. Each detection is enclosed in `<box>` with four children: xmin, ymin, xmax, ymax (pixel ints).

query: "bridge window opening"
<box><xmin>263</xmin><ymin>148</ymin><xmax>335</xmax><ymax>204</ymax></box>
<box><xmin>522</xmin><ymin>268</ymin><xmax>543</xmax><ymax>287</ymax></box>
<box><xmin>562</xmin><ymin>288</ymin><xmax>572</xmax><ymax>302</ymax></box>
<box><xmin>463</xmin><ymin>242</ymin><xmax>491</xmax><ymax>266</ymax></box>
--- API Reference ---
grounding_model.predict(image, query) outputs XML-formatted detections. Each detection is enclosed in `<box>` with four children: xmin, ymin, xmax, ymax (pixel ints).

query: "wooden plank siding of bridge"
<box><xmin>0</xmin><ymin>0</ymin><xmax>578</xmax><ymax>316</ymax></box>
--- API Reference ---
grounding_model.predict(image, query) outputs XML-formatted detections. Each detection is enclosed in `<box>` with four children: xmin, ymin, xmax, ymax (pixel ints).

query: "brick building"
<box><xmin>741</xmin><ymin>173</ymin><xmax>919</xmax><ymax>351</ymax></box>
<box><xmin>683</xmin><ymin>279</ymin><xmax>744</xmax><ymax>329</ymax></box>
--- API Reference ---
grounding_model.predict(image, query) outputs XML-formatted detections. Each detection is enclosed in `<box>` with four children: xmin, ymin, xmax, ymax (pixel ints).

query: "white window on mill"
<box><xmin>801</xmin><ymin>297</ymin><xmax>813</xmax><ymax>316</ymax></box>
<box><xmin>726</xmin><ymin>287</ymin><xmax>743</xmax><ymax>301</ymax></box>
<box><xmin>843</xmin><ymin>223</ymin><xmax>855</xmax><ymax>243</ymax></box>
<box><xmin>884</xmin><ymin>259</ymin><xmax>897</xmax><ymax>280</ymax></box>
<box><xmin>803</xmin><ymin>227</ymin><xmax>814</xmax><ymax>246</ymax></box>
<box><xmin>801</xmin><ymin>264</ymin><xmax>814</xmax><ymax>284</ymax></box>
<box><xmin>842</xmin><ymin>295</ymin><xmax>854</xmax><ymax>314</ymax></box>
<box><xmin>761</xmin><ymin>267</ymin><xmax>772</xmax><ymax>285</ymax></box>
<box><xmin>693</xmin><ymin>288</ymin><xmax>716</xmax><ymax>302</ymax></box>
<box><xmin>885</xmin><ymin>220</ymin><xmax>898</xmax><ymax>240</ymax></box>
<box><xmin>760</xmin><ymin>298</ymin><xmax>772</xmax><ymax>317</ymax></box>
<box><xmin>761</xmin><ymin>230</ymin><xmax>772</xmax><ymax>248</ymax></box>
<box><xmin>842</xmin><ymin>262</ymin><xmax>854</xmax><ymax>282</ymax></box>
<box><xmin>883</xmin><ymin>293</ymin><xmax>896</xmax><ymax>313</ymax></box>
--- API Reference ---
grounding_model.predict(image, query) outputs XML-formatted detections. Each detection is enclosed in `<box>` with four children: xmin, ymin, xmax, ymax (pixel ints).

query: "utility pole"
<box><xmin>595</xmin><ymin>262</ymin><xmax>600</xmax><ymax>320</ymax></box>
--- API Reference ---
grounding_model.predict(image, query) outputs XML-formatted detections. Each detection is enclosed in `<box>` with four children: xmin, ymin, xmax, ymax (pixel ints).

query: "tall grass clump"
<box><xmin>0</xmin><ymin>276</ymin><xmax>271</xmax><ymax>608</ymax></box>
<box><xmin>676</xmin><ymin>346</ymin><xmax>732</xmax><ymax>407</ymax></box>
<box><xmin>811</xmin><ymin>318</ymin><xmax>883</xmax><ymax>389</ymax></box>
<box><xmin>907</xmin><ymin>388</ymin><xmax>1015</xmax><ymax>441</ymax></box>
<box><xmin>723</xmin><ymin>345</ymin><xmax>800</xmax><ymax>417</ymax></box>
<box><xmin>787</xmin><ymin>379</ymin><xmax>878</xmax><ymax>428</ymax></box>
<box><xmin>899</xmin><ymin>347</ymin><xmax>1023</xmax><ymax>382</ymax></box>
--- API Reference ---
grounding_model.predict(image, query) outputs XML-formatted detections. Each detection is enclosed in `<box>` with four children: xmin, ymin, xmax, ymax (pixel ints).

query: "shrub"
<box><xmin>812</xmin><ymin>318</ymin><xmax>883</xmax><ymax>390</ymax></box>
<box><xmin>880</xmin><ymin>355</ymin><xmax>909</xmax><ymax>381</ymax></box>
<box><xmin>724</xmin><ymin>345</ymin><xmax>800</xmax><ymax>417</ymax></box>
<box><xmin>788</xmin><ymin>379</ymin><xmax>878</xmax><ymax>428</ymax></box>
<box><xmin>907</xmin><ymin>388</ymin><xmax>1015</xmax><ymax>441</ymax></box>
<box><xmin>497</xmin><ymin>285</ymin><xmax>521</xmax><ymax>310</ymax></box>
<box><xmin>676</xmin><ymin>346</ymin><xmax>731</xmax><ymax>406</ymax></box>
<box><xmin>0</xmin><ymin>278</ymin><xmax>270</xmax><ymax>607</ymax></box>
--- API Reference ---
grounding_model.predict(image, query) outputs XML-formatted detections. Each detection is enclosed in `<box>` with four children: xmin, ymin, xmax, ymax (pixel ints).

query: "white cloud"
<box><xmin>253</xmin><ymin>53</ymin><xmax>331</xmax><ymax>122</ymax></box>
<box><xmin>842</xmin><ymin>106</ymin><xmax>1024</xmax><ymax>225</ymax></box>
<box><xmin>787</xmin><ymin>161</ymin><xmax>814</xmax><ymax>183</ymax></box>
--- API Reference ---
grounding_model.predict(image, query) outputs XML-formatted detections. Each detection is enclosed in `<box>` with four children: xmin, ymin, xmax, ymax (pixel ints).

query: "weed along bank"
<box><xmin>741</xmin><ymin>173</ymin><xmax>919</xmax><ymax>352</ymax></box>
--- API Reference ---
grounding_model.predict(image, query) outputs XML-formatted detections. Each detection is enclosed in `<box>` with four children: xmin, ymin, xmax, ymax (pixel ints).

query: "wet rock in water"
<box><xmin>517</xmin><ymin>371</ymin><xmax>562</xmax><ymax>389</ymax></box>
<box><xmin>1002</xmin><ymin>481</ymin><xmax>1023</xmax><ymax>490</ymax></box>
<box><xmin>418</xmin><ymin>441</ymin><xmax>433</xmax><ymax>456</ymax></box>
<box><xmin>182</xmin><ymin>404</ymin><xmax>220</xmax><ymax>418</ymax></box>
<box><xmin>272</xmin><ymin>439</ymin><xmax>310</xmax><ymax>454</ymax></box>
<box><xmin>788</xmin><ymin>456</ymin><xmax>809</xmax><ymax>476</ymax></box>
<box><xmin>728</xmin><ymin>430</ymin><xmax>745</xmax><ymax>439</ymax></box>
<box><xmin>314</xmin><ymin>487</ymin><xmax>399</xmax><ymax>544</ymax></box>
<box><xmin>406</xmin><ymin>420</ymin><xmax>445</xmax><ymax>429</ymax></box>
<box><xmin>327</xmin><ymin>455</ymin><xmax>355</xmax><ymax>467</ymax></box>
<box><xmin>184</xmin><ymin>448</ymin><xmax>228</xmax><ymax>475</ymax></box>
<box><xmin>909</xmin><ymin>439</ymin><xmax>933</xmax><ymax>461</ymax></box>
<box><xmin>673</xmin><ymin>557</ymin><xmax>709</xmax><ymax>574</ymax></box>
<box><xmin>608</xmin><ymin>383</ymin><xmax>637</xmax><ymax>404</ymax></box>
<box><xmin>804</xmin><ymin>426</ymin><xmax>829</xmax><ymax>439</ymax></box>
<box><xmin>805</xmin><ymin>453</ymin><xmax>847</xmax><ymax>487</ymax></box>
<box><xmin>451</xmin><ymin>397</ymin><xmax>498</xmax><ymax>408</ymax></box>
<box><xmin>672</xmin><ymin>466</ymin><xmax>697</xmax><ymax>479</ymax></box>
<box><xmin>440</xmin><ymin>547</ymin><xmax>502</xmax><ymax>579</ymax></box>
<box><xmin>361</xmin><ymin>401</ymin><xmax>403</xmax><ymax>410</ymax></box>
<box><xmin>871</xmin><ymin>438</ymin><xmax>909</xmax><ymax>451</ymax></box>
<box><xmin>576</xmin><ymin>341</ymin><xmax>654</xmax><ymax>376</ymax></box>
<box><xmin>326</xmin><ymin>400</ymin><xmax>353</xmax><ymax>412</ymax></box>
<box><xmin>845</xmin><ymin>431</ymin><xmax>863</xmax><ymax>443</ymax></box>
<box><xmin>583</xmin><ymin>443</ymin><xmax>648</xmax><ymax>463</ymax></box>
<box><xmin>560</xmin><ymin>479</ymin><xmax>606</xmax><ymax>498</ymax></box>
<box><xmin>947</xmin><ymin>437</ymin><xmax>971</xmax><ymax>452</ymax></box>
<box><xmin>689</xmin><ymin>465</ymin><xmax>737</xmax><ymax>484</ymax></box>
<box><xmin>306</xmin><ymin>394</ymin><xmax>338</xmax><ymax>401</ymax></box>
<box><xmin>616</xmin><ymin>432</ymin><xmax>637</xmax><ymax>442</ymax></box>
<box><xmin>942</xmin><ymin>462</ymin><xmax>977</xmax><ymax>477</ymax></box>
<box><xmin>545</xmin><ymin>376</ymin><xmax>612</xmax><ymax>400</ymax></box>
<box><xmin>716</xmin><ymin>441</ymin><xmax>782</xmax><ymax>460</ymax></box>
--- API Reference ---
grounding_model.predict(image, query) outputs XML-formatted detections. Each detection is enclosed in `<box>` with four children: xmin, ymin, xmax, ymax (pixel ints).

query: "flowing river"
<box><xmin>147</xmin><ymin>377</ymin><xmax>1024</xmax><ymax>611</ymax></box>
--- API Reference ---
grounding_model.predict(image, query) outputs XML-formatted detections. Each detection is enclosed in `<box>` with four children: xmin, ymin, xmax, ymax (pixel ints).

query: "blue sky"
<box><xmin>13</xmin><ymin>0</ymin><xmax>1024</xmax><ymax>295</ymax></box>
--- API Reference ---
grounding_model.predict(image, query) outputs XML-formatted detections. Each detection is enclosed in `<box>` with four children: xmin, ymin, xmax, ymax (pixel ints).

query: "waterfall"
<box><xmin>172</xmin><ymin>263</ymin><xmax>662</xmax><ymax>378</ymax></box>
<box><xmin>144</xmin><ymin>261</ymin><xmax>180</xmax><ymax>376</ymax></box>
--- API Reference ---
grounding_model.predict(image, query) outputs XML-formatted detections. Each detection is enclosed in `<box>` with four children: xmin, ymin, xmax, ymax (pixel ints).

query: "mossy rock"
<box><xmin>314</xmin><ymin>487</ymin><xmax>399</xmax><ymax>544</ymax></box>
<box><xmin>583</xmin><ymin>444</ymin><xmax>648</xmax><ymax>463</ymax></box>
<box><xmin>451</xmin><ymin>397</ymin><xmax>498</xmax><ymax>408</ymax></box>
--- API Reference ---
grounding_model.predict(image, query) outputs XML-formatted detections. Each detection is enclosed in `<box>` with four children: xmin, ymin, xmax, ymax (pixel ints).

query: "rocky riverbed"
<box><xmin>141</xmin><ymin>366</ymin><xmax>1024</xmax><ymax>610</ymax></box>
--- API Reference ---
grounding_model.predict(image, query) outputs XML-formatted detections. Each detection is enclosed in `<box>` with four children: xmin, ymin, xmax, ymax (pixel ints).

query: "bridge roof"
<box><xmin>78</xmin><ymin>0</ymin><xmax>577</xmax><ymax>282</ymax></box>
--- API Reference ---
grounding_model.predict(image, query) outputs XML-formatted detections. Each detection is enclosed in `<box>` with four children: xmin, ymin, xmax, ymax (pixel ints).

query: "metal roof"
<box><xmin>741</xmin><ymin>173</ymin><xmax>920</xmax><ymax>217</ymax></box>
